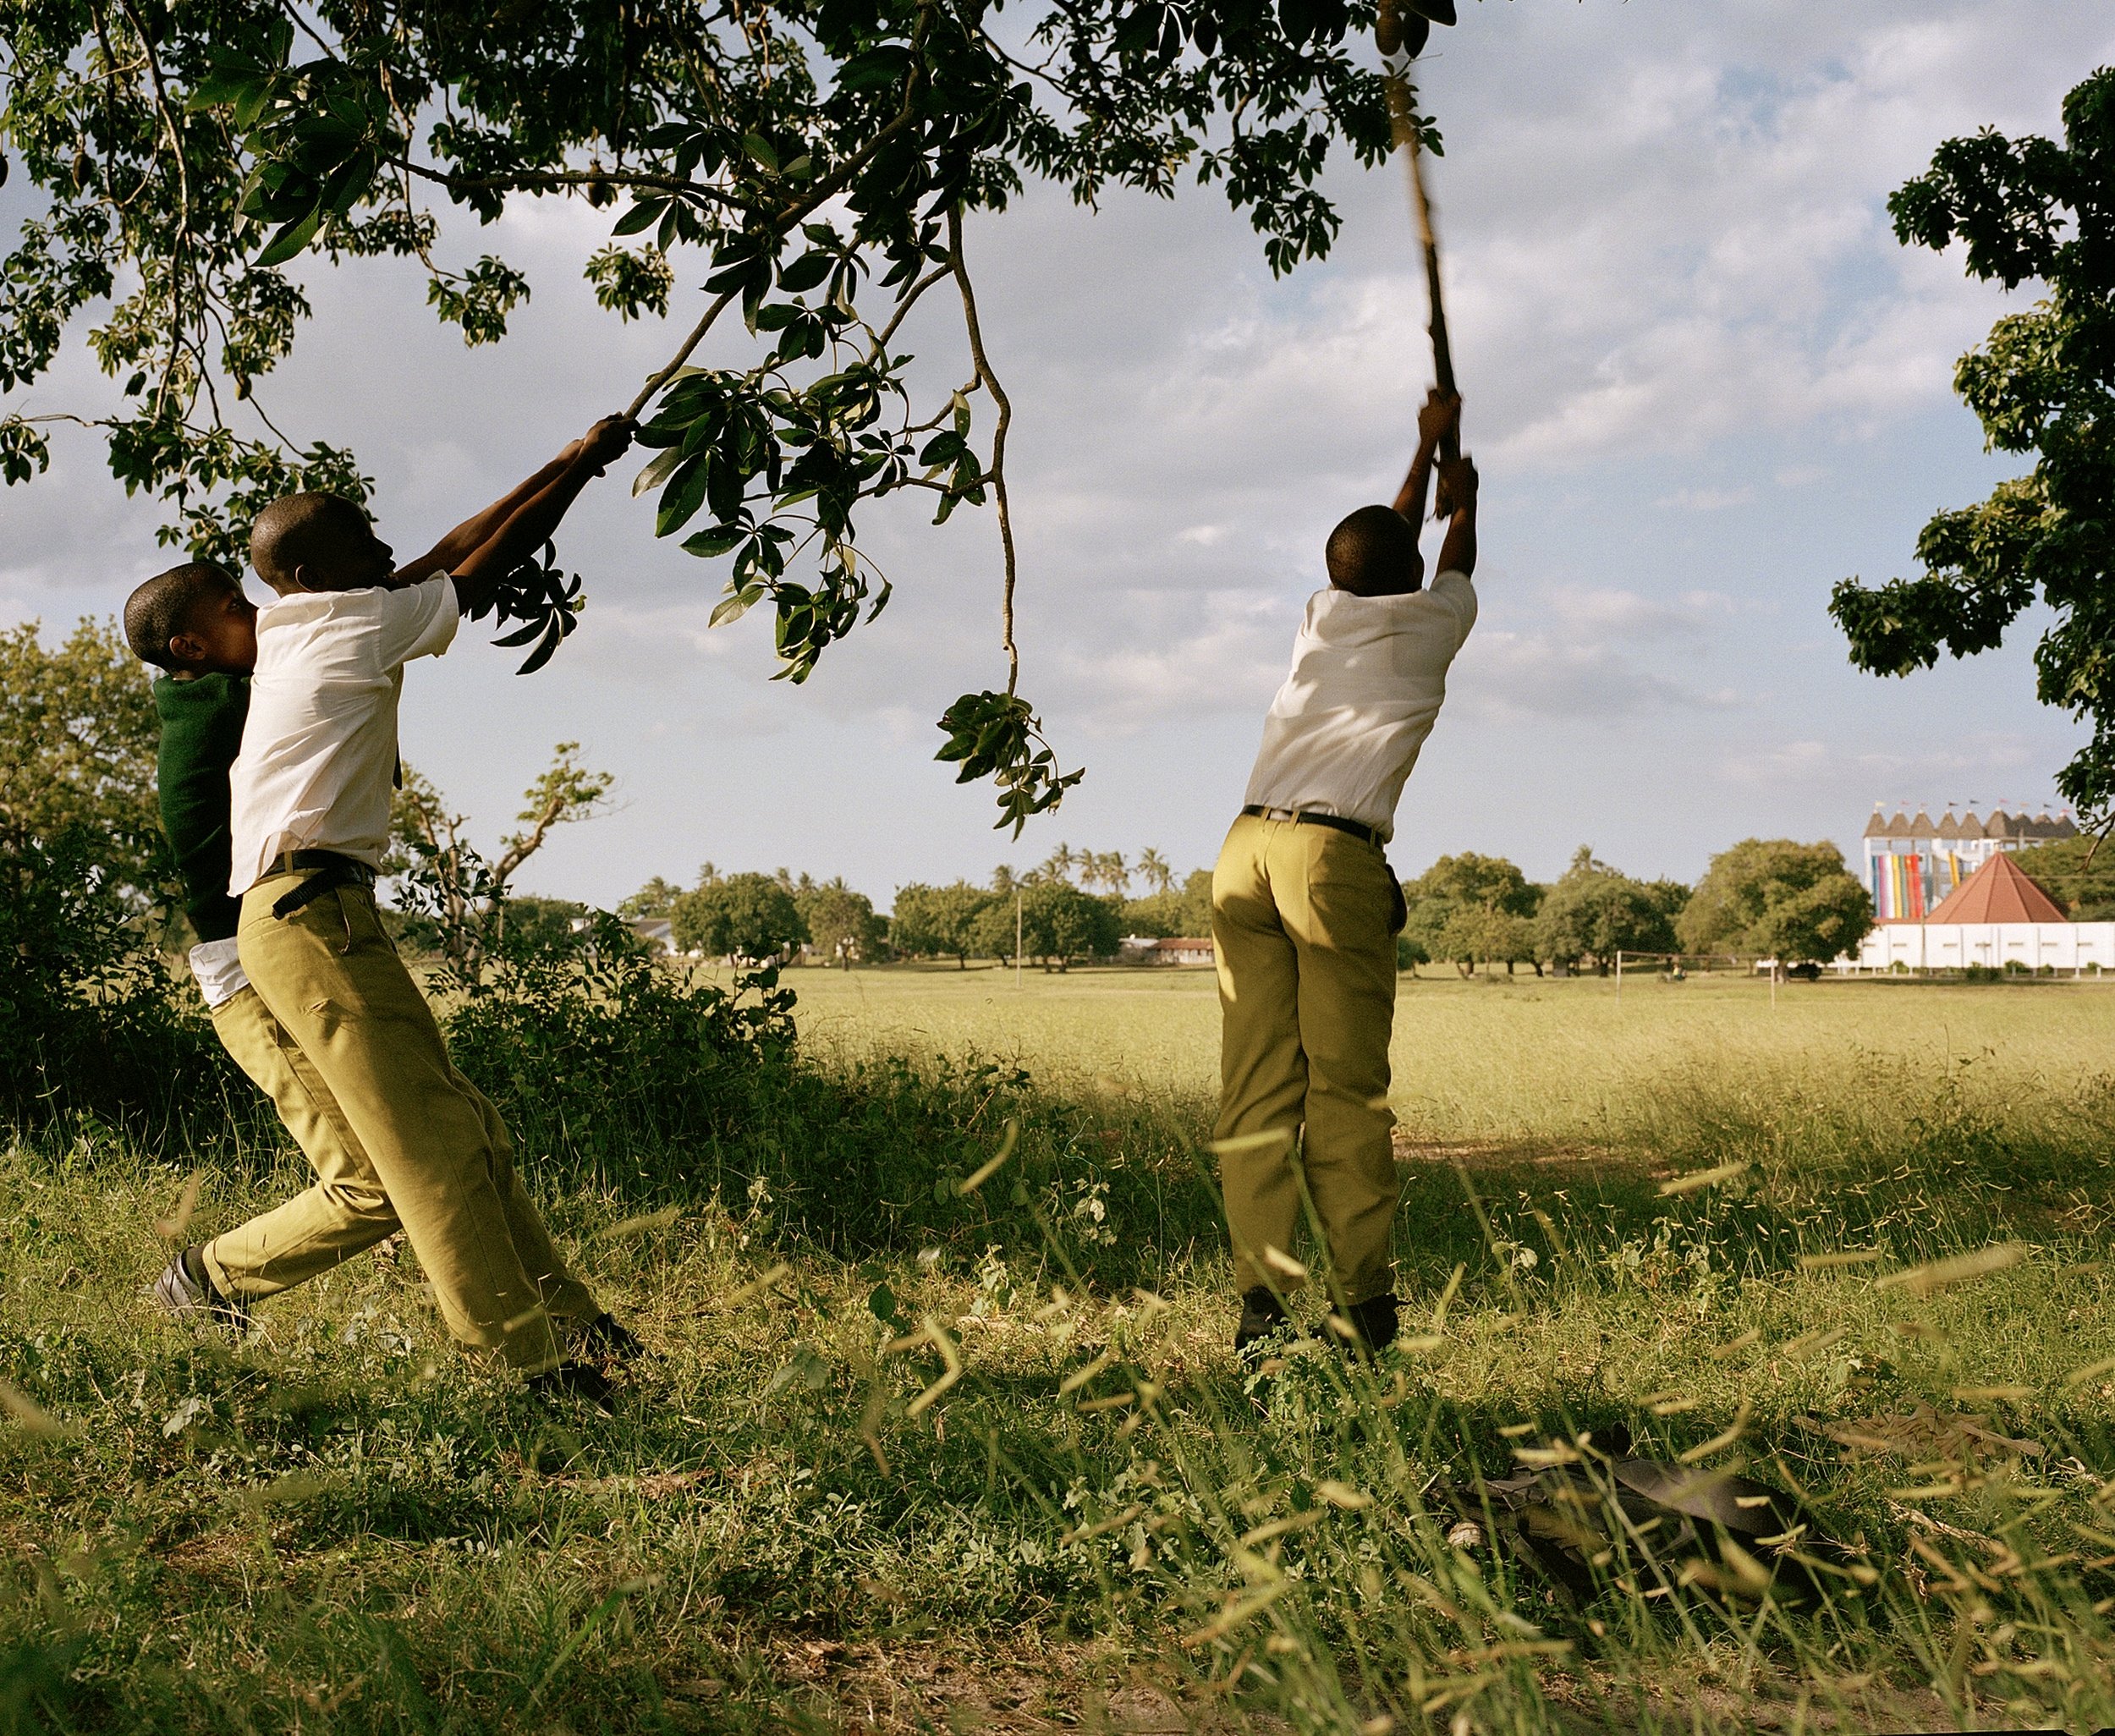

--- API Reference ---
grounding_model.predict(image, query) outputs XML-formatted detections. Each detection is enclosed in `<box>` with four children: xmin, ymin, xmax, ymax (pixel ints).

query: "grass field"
<box><xmin>7</xmin><ymin>966</ymin><xmax>2115</xmax><ymax>1731</ymax></box>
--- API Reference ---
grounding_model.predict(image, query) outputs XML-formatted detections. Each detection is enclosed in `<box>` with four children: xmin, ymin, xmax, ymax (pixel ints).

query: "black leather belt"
<box><xmin>263</xmin><ymin>850</ymin><xmax>376</xmax><ymax>920</ymax></box>
<box><xmin>1240</xmin><ymin>805</ymin><xmax>1387</xmax><ymax>849</ymax></box>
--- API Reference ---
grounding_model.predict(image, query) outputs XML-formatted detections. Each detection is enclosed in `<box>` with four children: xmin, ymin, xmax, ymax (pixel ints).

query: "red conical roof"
<box><xmin>1925</xmin><ymin>853</ymin><xmax>2068</xmax><ymax>924</ymax></box>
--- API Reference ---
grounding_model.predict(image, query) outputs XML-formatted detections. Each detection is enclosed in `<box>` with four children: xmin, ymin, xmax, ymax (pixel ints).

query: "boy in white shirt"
<box><xmin>151</xmin><ymin>415</ymin><xmax>639</xmax><ymax>1400</ymax></box>
<box><xmin>1215</xmin><ymin>389</ymin><xmax>1476</xmax><ymax>1361</ymax></box>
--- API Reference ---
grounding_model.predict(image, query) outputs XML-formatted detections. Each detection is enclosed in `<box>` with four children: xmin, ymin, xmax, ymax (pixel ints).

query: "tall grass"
<box><xmin>5</xmin><ymin>969</ymin><xmax>2115</xmax><ymax>1729</ymax></box>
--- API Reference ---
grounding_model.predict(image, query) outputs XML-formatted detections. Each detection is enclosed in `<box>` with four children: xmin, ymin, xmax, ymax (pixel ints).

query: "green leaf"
<box><xmin>654</xmin><ymin>458</ymin><xmax>709</xmax><ymax>537</ymax></box>
<box><xmin>777</xmin><ymin>250</ymin><xmax>832</xmax><ymax>294</ymax></box>
<box><xmin>253</xmin><ymin>206</ymin><xmax>324</xmax><ymax>267</ymax></box>
<box><xmin>631</xmin><ymin>445</ymin><xmax>686</xmax><ymax>498</ymax></box>
<box><xmin>740</xmin><ymin>132</ymin><xmax>779</xmax><ymax>174</ymax></box>
<box><xmin>681</xmin><ymin>525</ymin><xmax>746</xmax><ymax>558</ymax></box>
<box><xmin>611</xmin><ymin>196</ymin><xmax>667</xmax><ymax>237</ymax></box>
<box><xmin>837</xmin><ymin>45</ymin><xmax>913</xmax><ymax>93</ymax></box>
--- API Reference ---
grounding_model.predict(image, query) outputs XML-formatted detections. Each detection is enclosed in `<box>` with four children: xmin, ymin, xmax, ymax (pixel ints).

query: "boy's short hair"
<box><xmin>124</xmin><ymin>561</ymin><xmax>238</xmax><ymax>668</ymax></box>
<box><xmin>250</xmin><ymin>492</ymin><xmax>367</xmax><ymax>588</ymax></box>
<box><xmin>1326</xmin><ymin>505</ymin><xmax>1424</xmax><ymax>596</ymax></box>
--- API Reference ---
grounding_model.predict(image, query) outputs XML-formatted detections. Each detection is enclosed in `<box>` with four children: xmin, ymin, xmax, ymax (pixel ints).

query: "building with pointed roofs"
<box><xmin>1848</xmin><ymin>850</ymin><xmax>2115</xmax><ymax>973</ymax></box>
<box><xmin>1861</xmin><ymin>805</ymin><xmax>2076</xmax><ymax>921</ymax></box>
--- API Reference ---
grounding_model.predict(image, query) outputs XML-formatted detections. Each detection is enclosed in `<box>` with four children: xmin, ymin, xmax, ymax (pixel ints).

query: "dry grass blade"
<box><xmin>1059</xmin><ymin>1349</ymin><xmax>1113</xmax><ymax>1397</ymax></box>
<box><xmin>154</xmin><ymin>1171</ymin><xmax>202</xmax><ymax>1241</ymax></box>
<box><xmin>1783</xmin><ymin>1326</ymin><xmax>1849</xmax><ymax>1361</ymax></box>
<box><xmin>1677</xmin><ymin>1401</ymin><xmax>1752</xmax><ymax>1464</ymax></box>
<box><xmin>1709</xmin><ymin>1328</ymin><xmax>1762</xmax><ymax>1360</ymax></box>
<box><xmin>1512</xmin><ymin>1443</ymin><xmax>1583</xmax><ymax>1469</ymax></box>
<box><xmin>1315</xmin><ymin>1480</ymin><xmax>1372</xmax><ymax>1510</ymax></box>
<box><xmin>1260</xmin><ymin>1246</ymin><xmax>1309</xmax><ymax>1281</ymax></box>
<box><xmin>1061</xmin><ymin>1503</ymin><xmax>1145</xmax><ymax>1546</ymax></box>
<box><xmin>714</xmin><ymin>1262</ymin><xmax>792</xmax><ymax>1310</ymax></box>
<box><xmin>957</xmin><ymin>1118</ymin><xmax>1019</xmax><ymax>1195</ymax></box>
<box><xmin>1658</xmin><ymin>1160</ymin><xmax>1750</xmax><ymax>1197</ymax></box>
<box><xmin>1953</xmin><ymin>1385</ymin><xmax>2034</xmax><ymax>1404</ymax></box>
<box><xmin>595</xmin><ymin>1205</ymin><xmax>682</xmax><ymax>1241</ymax></box>
<box><xmin>1178</xmin><ymin>1580</ymin><xmax>1292</xmax><ymax>1648</ymax></box>
<box><xmin>1206</xmin><ymin>1129</ymin><xmax>1294</xmax><ymax>1156</ymax></box>
<box><xmin>1431</xmin><ymin>1261</ymin><xmax>1465</xmax><ymax>1328</ymax></box>
<box><xmin>1876</xmin><ymin>1242</ymin><xmax>2025</xmax><ymax>1297</ymax></box>
<box><xmin>0</xmin><ymin>1377</ymin><xmax>66</xmax><ymax>1439</ymax></box>
<box><xmin>1241</xmin><ymin>1509</ymin><xmax>1326</xmax><ymax>1547</ymax></box>
<box><xmin>2063</xmin><ymin>1354</ymin><xmax>2115</xmax><ymax>1390</ymax></box>
<box><xmin>1798</xmin><ymin>1250</ymin><xmax>1882</xmax><ymax>1271</ymax></box>
<box><xmin>904</xmin><ymin>1316</ymin><xmax>962</xmax><ymax>1417</ymax></box>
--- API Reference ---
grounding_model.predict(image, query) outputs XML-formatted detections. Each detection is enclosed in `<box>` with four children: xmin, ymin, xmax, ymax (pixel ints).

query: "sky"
<box><xmin>5</xmin><ymin>1</ymin><xmax>2112</xmax><ymax>911</ymax></box>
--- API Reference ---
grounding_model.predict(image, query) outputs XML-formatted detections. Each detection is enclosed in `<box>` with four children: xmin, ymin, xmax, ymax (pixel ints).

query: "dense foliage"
<box><xmin>0</xmin><ymin>0</ymin><xmax>1426</xmax><ymax>828</ymax></box>
<box><xmin>0</xmin><ymin>617</ymin><xmax>162</xmax><ymax>905</ymax></box>
<box><xmin>1678</xmin><ymin>838</ymin><xmax>1874</xmax><ymax>967</ymax></box>
<box><xmin>1531</xmin><ymin>847</ymin><xmax>1684</xmax><ymax>975</ymax></box>
<box><xmin>1832</xmin><ymin>69</ymin><xmax>2115</xmax><ymax>823</ymax></box>
<box><xmin>2013</xmin><ymin>834</ymin><xmax>2115</xmax><ymax>920</ymax></box>
<box><xmin>1399</xmin><ymin>850</ymin><xmax>1541</xmax><ymax>976</ymax></box>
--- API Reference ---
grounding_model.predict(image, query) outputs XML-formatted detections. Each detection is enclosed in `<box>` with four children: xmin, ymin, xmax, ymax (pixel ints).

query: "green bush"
<box><xmin>440</xmin><ymin>915</ymin><xmax>1218</xmax><ymax>1279</ymax></box>
<box><xmin>0</xmin><ymin>832</ymin><xmax>256</xmax><ymax>1150</ymax></box>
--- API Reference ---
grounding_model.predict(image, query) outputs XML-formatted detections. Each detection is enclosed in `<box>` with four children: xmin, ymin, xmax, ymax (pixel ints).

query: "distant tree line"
<box><xmin>1394</xmin><ymin>838</ymin><xmax>1875</xmax><ymax>977</ymax></box>
<box><xmin>616</xmin><ymin>833</ymin><xmax>1882</xmax><ymax>975</ymax></box>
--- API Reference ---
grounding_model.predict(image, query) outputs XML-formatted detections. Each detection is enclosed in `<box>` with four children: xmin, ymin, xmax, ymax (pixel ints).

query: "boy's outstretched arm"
<box><xmin>393</xmin><ymin>441</ymin><xmax>585</xmax><ymax>585</ymax></box>
<box><xmin>1392</xmin><ymin>388</ymin><xmax>1459</xmax><ymax>525</ymax></box>
<box><xmin>1434</xmin><ymin>454</ymin><xmax>1477</xmax><ymax>579</ymax></box>
<box><xmin>449</xmin><ymin>415</ymin><xmax>635</xmax><ymax>614</ymax></box>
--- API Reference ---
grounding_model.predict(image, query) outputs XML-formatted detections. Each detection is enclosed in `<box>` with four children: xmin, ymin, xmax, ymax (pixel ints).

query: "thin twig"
<box><xmin>624</xmin><ymin>287</ymin><xmax>737</xmax><ymax>420</ymax></box>
<box><xmin>947</xmin><ymin>205</ymin><xmax>1019</xmax><ymax>695</ymax></box>
<box><xmin>871</xmin><ymin>262</ymin><xmax>958</xmax><ymax>355</ymax></box>
<box><xmin>115</xmin><ymin>0</ymin><xmax>189</xmax><ymax>419</ymax></box>
<box><xmin>1376</xmin><ymin>0</ymin><xmax>1459</xmax><ymax>476</ymax></box>
<box><xmin>622</xmin><ymin>8</ymin><xmax>933</xmax><ymax>421</ymax></box>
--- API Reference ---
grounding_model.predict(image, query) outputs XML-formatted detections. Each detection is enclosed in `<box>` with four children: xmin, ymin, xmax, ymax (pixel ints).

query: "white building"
<box><xmin>1845</xmin><ymin>853</ymin><xmax>2112</xmax><ymax>974</ymax></box>
<box><xmin>1861</xmin><ymin>805</ymin><xmax>2075</xmax><ymax>920</ymax></box>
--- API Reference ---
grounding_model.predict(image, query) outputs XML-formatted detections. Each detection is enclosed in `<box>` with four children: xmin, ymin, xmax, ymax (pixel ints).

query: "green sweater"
<box><xmin>153</xmin><ymin>672</ymin><xmax>250</xmax><ymax>944</ymax></box>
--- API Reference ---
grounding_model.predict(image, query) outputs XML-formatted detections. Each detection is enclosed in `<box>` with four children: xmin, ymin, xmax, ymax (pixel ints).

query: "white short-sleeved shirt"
<box><xmin>228</xmin><ymin>575</ymin><xmax>459</xmax><ymax>893</ymax></box>
<box><xmin>1240</xmin><ymin>570</ymin><xmax>1476</xmax><ymax>841</ymax></box>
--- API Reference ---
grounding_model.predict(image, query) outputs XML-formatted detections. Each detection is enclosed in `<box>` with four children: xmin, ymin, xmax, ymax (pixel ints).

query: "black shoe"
<box><xmin>526</xmin><ymin>1361</ymin><xmax>616</xmax><ymax>1409</ymax></box>
<box><xmin>151</xmin><ymin>1245</ymin><xmax>250</xmax><ymax>1335</ymax></box>
<box><xmin>1329</xmin><ymin>1293</ymin><xmax>1399</xmax><ymax>1358</ymax></box>
<box><xmin>1234</xmin><ymin>1286</ymin><xmax>1290</xmax><ymax>1363</ymax></box>
<box><xmin>574</xmin><ymin>1311</ymin><xmax>645</xmax><ymax>1366</ymax></box>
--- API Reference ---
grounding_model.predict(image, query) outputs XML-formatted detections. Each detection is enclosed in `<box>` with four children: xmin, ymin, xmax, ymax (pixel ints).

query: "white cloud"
<box><xmin>1655</xmin><ymin>486</ymin><xmax>1757</xmax><ymax>513</ymax></box>
<box><xmin>2</xmin><ymin>0</ymin><xmax>2107</xmax><ymax>898</ymax></box>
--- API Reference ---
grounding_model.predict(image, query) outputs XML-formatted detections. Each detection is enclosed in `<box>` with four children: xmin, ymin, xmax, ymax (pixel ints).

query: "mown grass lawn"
<box><xmin>6</xmin><ymin>968</ymin><xmax>2115</xmax><ymax>1731</ymax></box>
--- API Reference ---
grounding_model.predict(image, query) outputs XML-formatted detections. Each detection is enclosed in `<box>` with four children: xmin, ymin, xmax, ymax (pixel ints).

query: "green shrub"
<box><xmin>0</xmin><ymin>833</ymin><xmax>257</xmax><ymax>1150</ymax></box>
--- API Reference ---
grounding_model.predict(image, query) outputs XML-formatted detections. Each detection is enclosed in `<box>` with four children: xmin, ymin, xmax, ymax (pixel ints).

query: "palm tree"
<box><xmin>1038</xmin><ymin>842</ymin><xmax>1077</xmax><ymax>884</ymax></box>
<box><xmin>1092</xmin><ymin>850</ymin><xmax>1130</xmax><ymax>896</ymax></box>
<box><xmin>1136</xmin><ymin>848</ymin><xmax>1173</xmax><ymax>894</ymax></box>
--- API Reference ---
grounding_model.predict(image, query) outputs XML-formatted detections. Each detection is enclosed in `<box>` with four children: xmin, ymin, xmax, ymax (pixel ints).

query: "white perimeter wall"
<box><xmin>1843</xmin><ymin>923</ymin><xmax>2115</xmax><ymax>972</ymax></box>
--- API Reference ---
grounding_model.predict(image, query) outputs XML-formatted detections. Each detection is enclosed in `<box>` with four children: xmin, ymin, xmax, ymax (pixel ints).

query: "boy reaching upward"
<box><xmin>145</xmin><ymin>416</ymin><xmax>640</xmax><ymax>1398</ymax></box>
<box><xmin>1213</xmin><ymin>388</ymin><xmax>1477</xmax><ymax>1361</ymax></box>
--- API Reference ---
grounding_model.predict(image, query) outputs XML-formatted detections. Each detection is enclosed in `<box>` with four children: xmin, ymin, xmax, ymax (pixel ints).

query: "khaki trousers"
<box><xmin>1211</xmin><ymin>812</ymin><xmax>1399</xmax><ymax>1305</ymax></box>
<box><xmin>201</xmin><ymin>871</ymin><xmax>595</xmax><ymax>1371</ymax></box>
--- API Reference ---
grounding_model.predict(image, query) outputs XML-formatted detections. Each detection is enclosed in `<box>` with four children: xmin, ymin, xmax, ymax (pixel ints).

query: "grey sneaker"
<box><xmin>152</xmin><ymin>1246</ymin><xmax>250</xmax><ymax>1334</ymax></box>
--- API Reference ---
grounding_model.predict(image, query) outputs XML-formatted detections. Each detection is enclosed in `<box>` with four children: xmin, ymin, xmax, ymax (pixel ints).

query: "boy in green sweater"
<box><xmin>125</xmin><ymin>434</ymin><xmax>638</xmax><ymax>1393</ymax></box>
